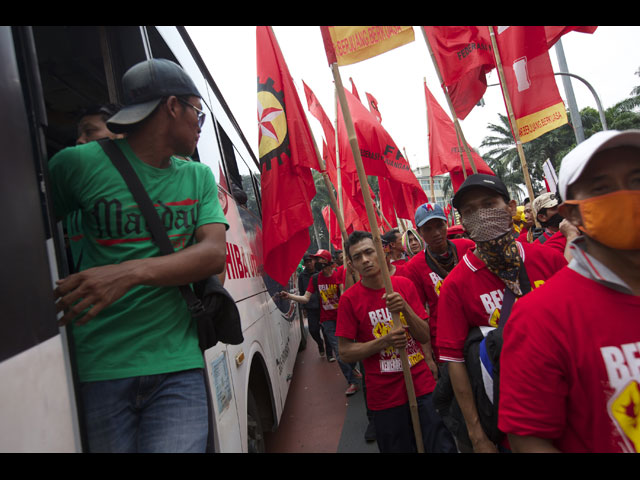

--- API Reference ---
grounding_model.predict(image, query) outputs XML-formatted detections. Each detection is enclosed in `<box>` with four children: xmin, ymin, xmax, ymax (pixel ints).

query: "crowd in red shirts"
<box><xmin>287</xmin><ymin>129</ymin><xmax>640</xmax><ymax>454</ymax></box>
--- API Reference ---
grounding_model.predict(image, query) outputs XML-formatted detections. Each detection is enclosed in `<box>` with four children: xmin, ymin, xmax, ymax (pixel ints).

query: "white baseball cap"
<box><xmin>558</xmin><ymin>129</ymin><xmax>640</xmax><ymax>200</ymax></box>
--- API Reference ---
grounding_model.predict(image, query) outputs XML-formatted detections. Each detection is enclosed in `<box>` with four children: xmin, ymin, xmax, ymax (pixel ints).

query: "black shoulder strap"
<box><xmin>497</xmin><ymin>264</ymin><xmax>531</xmax><ymax>333</ymax></box>
<box><xmin>98</xmin><ymin>139</ymin><xmax>204</xmax><ymax>315</ymax></box>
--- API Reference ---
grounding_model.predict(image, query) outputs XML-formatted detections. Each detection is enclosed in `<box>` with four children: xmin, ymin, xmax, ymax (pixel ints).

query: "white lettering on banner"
<box><xmin>601</xmin><ymin>343</ymin><xmax>640</xmax><ymax>390</ymax></box>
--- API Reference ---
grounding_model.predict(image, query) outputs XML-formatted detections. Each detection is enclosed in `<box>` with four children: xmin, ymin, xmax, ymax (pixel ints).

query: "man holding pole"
<box><xmin>336</xmin><ymin>230</ymin><xmax>457</xmax><ymax>453</ymax></box>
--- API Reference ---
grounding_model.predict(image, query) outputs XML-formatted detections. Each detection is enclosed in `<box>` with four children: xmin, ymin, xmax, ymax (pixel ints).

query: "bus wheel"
<box><xmin>247</xmin><ymin>391</ymin><xmax>265</xmax><ymax>453</ymax></box>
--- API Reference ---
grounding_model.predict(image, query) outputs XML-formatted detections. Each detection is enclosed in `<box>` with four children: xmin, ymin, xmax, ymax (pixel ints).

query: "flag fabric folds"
<box><xmin>256</xmin><ymin>26</ymin><xmax>318</xmax><ymax>285</ymax></box>
<box><xmin>424</xmin><ymin>81</ymin><xmax>493</xmax><ymax>192</ymax></box>
<box><xmin>493</xmin><ymin>25</ymin><xmax>568</xmax><ymax>144</ymax></box>
<box><xmin>337</xmin><ymin>87</ymin><xmax>427</xmax><ymax>221</ymax></box>
<box><xmin>544</xmin><ymin>26</ymin><xmax>597</xmax><ymax>49</ymax></box>
<box><xmin>302</xmin><ymin>80</ymin><xmax>376</xmax><ymax>234</ymax></box>
<box><xmin>320</xmin><ymin>26</ymin><xmax>415</xmax><ymax>66</ymax></box>
<box><xmin>423</xmin><ymin>26</ymin><xmax>495</xmax><ymax>120</ymax></box>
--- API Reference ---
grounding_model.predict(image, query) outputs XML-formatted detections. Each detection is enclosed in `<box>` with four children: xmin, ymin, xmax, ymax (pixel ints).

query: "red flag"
<box><xmin>338</xmin><ymin>87</ymin><xmax>427</xmax><ymax>220</ymax></box>
<box><xmin>350</xmin><ymin>77</ymin><xmax>361</xmax><ymax>101</ymax></box>
<box><xmin>424</xmin><ymin>81</ymin><xmax>493</xmax><ymax>192</ymax></box>
<box><xmin>493</xmin><ymin>26</ymin><xmax>568</xmax><ymax>143</ymax></box>
<box><xmin>322</xmin><ymin>205</ymin><xmax>342</xmax><ymax>251</ymax></box>
<box><xmin>366</xmin><ymin>92</ymin><xmax>382</xmax><ymax>123</ymax></box>
<box><xmin>256</xmin><ymin>26</ymin><xmax>318</xmax><ymax>285</ymax></box>
<box><xmin>303</xmin><ymin>80</ymin><xmax>377</xmax><ymax>233</ymax></box>
<box><xmin>544</xmin><ymin>26</ymin><xmax>597</xmax><ymax>48</ymax></box>
<box><xmin>423</xmin><ymin>26</ymin><xmax>495</xmax><ymax>120</ymax></box>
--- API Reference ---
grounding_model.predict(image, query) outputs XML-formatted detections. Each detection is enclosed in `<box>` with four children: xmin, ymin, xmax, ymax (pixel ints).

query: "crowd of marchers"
<box><xmin>288</xmin><ymin>130</ymin><xmax>640</xmax><ymax>453</ymax></box>
<box><xmin>54</xmin><ymin>58</ymin><xmax>639</xmax><ymax>453</ymax></box>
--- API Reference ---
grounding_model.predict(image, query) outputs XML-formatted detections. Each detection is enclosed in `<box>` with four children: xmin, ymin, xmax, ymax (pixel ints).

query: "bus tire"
<box><xmin>247</xmin><ymin>390</ymin><xmax>265</xmax><ymax>453</ymax></box>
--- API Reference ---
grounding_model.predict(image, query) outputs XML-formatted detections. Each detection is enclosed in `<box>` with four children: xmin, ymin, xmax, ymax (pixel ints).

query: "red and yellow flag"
<box><xmin>256</xmin><ymin>26</ymin><xmax>318</xmax><ymax>285</ymax></box>
<box><xmin>320</xmin><ymin>26</ymin><xmax>415</xmax><ymax>66</ymax></box>
<box><xmin>493</xmin><ymin>26</ymin><xmax>568</xmax><ymax>143</ymax></box>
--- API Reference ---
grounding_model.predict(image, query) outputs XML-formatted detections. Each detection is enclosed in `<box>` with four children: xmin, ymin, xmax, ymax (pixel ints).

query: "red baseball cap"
<box><xmin>311</xmin><ymin>249</ymin><xmax>332</xmax><ymax>263</ymax></box>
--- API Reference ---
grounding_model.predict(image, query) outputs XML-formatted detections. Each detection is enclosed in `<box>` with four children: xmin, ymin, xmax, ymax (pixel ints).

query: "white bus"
<box><xmin>0</xmin><ymin>25</ymin><xmax>306</xmax><ymax>453</ymax></box>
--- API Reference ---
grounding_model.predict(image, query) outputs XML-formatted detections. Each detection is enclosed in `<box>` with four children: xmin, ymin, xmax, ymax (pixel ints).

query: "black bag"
<box><xmin>433</xmin><ymin>264</ymin><xmax>531</xmax><ymax>447</ymax></box>
<box><xmin>98</xmin><ymin>139</ymin><xmax>243</xmax><ymax>352</ymax></box>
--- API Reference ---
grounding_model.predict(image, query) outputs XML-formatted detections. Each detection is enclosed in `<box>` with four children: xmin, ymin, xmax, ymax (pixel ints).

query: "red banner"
<box><xmin>256</xmin><ymin>26</ymin><xmax>318</xmax><ymax>285</ymax></box>
<box><xmin>303</xmin><ymin>80</ymin><xmax>377</xmax><ymax>233</ymax></box>
<box><xmin>493</xmin><ymin>25</ymin><xmax>568</xmax><ymax>143</ymax></box>
<box><xmin>322</xmin><ymin>205</ymin><xmax>342</xmax><ymax>251</ymax></box>
<box><xmin>425</xmin><ymin>81</ymin><xmax>493</xmax><ymax>192</ymax></box>
<box><xmin>423</xmin><ymin>26</ymin><xmax>495</xmax><ymax>120</ymax></box>
<box><xmin>337</xmin><ymin>87</ymin><xmax>427</xmax><ymax>220</ymax></box>
<box><xmin>544</xmin><ymin>26</ymin><xmax>597</xmax><ymax>48</ymax></box>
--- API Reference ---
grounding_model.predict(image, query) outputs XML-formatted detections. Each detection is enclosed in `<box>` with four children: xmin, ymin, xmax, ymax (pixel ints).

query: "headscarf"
<box><xmin>402</xmin><ymin>228</ymin><xmax>425</xmax><ymax>257</ymax></box>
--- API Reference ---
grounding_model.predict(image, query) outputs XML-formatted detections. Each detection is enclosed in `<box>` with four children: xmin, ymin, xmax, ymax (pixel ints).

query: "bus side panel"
<box><xmin>0</xmin><ymin>26</ymin><xmax>80</xmax><ymax>452</ymax></box>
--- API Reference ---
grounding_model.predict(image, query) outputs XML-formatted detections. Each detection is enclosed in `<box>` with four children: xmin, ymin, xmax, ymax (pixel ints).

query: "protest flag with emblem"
<box><xmin>320</xmin><ymin>26</ymin><xmax>415</xmax><ymax>67</ymax></box>
<box><xmin>422</xmin><ymin>26</ymin><xmax>495</xmax><ymax>120</ymax></box>
<box><xmin>424</xmin><ymin>81</ymin><xmax>493</xmax><ymax>192</ymax></box>
<box><xmin>366</xmin><ymin>92</ymin><xmax>382</xmax><ymax>123</ymax></box>
<box><xmin>492</xmin><ymin>25</ymin><xmax>568</xmax><ymax>144</ymax></box>
<box><xmin>256</xmin><ymin>26</ymin><xmax>319</xmax><ymax>285</ymax></box>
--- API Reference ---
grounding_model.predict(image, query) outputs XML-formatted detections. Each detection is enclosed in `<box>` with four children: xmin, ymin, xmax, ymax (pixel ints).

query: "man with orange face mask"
<box><xmin>498</xmin><ymin>130</ymin><xmax>640</xmax><ymax>453</ymax></box>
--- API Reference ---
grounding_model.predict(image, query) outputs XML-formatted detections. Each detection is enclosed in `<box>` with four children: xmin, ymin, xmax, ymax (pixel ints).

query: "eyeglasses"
<box><xmin>178</xmin><ymin>98</ymin><xmax>206</xmax><ymax>128</ymax></box>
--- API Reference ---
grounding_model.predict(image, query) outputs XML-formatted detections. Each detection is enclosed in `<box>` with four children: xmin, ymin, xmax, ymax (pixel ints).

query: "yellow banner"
<box><xmin>516</xmin><ymin>101</ymin><xmax>568</xmax><ymax>144</ymax></box>
<box><xmin>327</xmin><ymin>26</ymin><xmax>415</xmax><ymax>66</ymax></box>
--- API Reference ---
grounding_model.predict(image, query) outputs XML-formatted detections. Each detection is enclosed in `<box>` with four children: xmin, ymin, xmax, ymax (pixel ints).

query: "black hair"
<box><xmin>345</xmin><ymin>230</ymin><xmax>373</xmax><ymax>260</ymax></box>
<box><xmin>77</xmin><ymin>103</ymin><xmax>121</xmax><ymax>123</ymax></box>
<box><xmin>381</xmin><ymin>229</ymin><xmax>400</xmax><ymax>245</ymax></box>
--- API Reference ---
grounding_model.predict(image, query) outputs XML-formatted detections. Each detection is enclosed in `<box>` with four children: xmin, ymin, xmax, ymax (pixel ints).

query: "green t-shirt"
<box><xmin>48</xmin><ymin>139</ymin><xmax>229</xmax><ymax>382</ymax></box>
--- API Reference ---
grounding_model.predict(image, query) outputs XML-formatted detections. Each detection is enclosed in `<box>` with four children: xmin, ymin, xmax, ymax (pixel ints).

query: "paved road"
<box><xmin>264</xmin><ymin>327</ymin><xmax>379</xmax><ymax>453</ymax></box>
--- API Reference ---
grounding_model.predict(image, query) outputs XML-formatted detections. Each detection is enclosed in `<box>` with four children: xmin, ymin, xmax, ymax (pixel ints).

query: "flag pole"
<box><xmin>487</xmin><ymin>26</ymin><xmax>536</xmax><ymax>205</ymax></box>
<box><xmin>331</xmin><ymin>61</ymin><xmax>424</xmax><ymax>453</ymax></box>
<box><xmin>421</xmin><ymin>26</ymin><xmax>478</xmax><ymax>175</ymax></box>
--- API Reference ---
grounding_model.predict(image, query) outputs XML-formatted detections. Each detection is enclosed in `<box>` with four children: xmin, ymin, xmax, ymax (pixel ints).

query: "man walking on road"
<box><xmin>336</xmin><ymin>231</ymin><xmax>456</xmax><ymax>453</ymax></box>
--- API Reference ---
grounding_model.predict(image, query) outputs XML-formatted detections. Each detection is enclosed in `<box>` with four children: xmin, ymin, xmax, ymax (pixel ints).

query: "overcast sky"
<box><xmin>187</xmin><ymin>26</ymin><xmax>640</xmax><ymax>176</ymax></box>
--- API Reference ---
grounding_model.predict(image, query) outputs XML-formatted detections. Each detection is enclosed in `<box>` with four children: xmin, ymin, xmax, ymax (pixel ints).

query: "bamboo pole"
<box><xmin>331</xmin><ymin>62</ymin><xmax>424</xmax><ymax>453</ymax></box>
<box><xmin>487</xmin><ymin>26</ymin><xmax>536</xmax><ymax>205</ymax></box>
<box><xmin>421</xmin><ymin>27</ymin><xmax>477</xmax><ymax>175</ymax></box>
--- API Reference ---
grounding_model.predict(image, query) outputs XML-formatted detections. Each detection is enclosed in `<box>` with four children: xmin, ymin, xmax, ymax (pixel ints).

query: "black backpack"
<box><xmin>433</xmin><ymin>265</ymin><xmax>531</xmax><ymax>447</ymax></box>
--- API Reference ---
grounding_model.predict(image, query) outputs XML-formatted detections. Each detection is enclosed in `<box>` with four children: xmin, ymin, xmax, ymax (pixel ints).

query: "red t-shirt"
<box><xmin>335</xmin><ymin>264</ymin><xmax>346</xmax><ymax>284</ymax></box>
<box><xmin>391</xmin><ymin>258</ymin><xmax>407</xmax><ymax>267</ymax></box>
<box><xmin>541</xmin><ymin>230</ymin><xmax>567</xmax><ymax>256</ymax></box>
<box><xmin>516</xmin><ymin>227</ymin><xmax>530</xmax><ymax>243</ymax></box>
<box><xmin>306</xmin><ymin>270</ymin><xmax>341</xmax><ymax>322</ymax></box>
<box><xmin>436</xmin><ymin>241</ymin><xmax>567</xmax><ymax>362</ymax></box>
<box><xmin>399</xmin><ymin>238</ymin><xmax>475</xmax><ymax>360</ymax></box>
<box><xmin>336</xmin><ymin>276</ymin><xmax>435</xmax><ymax>410</ymax></box>
<box><xmin>499</xmin><ymin>267</ymin><xmax>640</xmax><ymax>453</ymax></box>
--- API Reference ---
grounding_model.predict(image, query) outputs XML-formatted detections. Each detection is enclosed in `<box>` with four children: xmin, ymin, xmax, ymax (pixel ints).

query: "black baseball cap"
<box><xmin>107</xmin><ymin>58</ymin><xmax>201</xmax><ymax>133</ymax></box>
<box><xmin>452</xmin><ymin>174</ymin><xmax>510</xmax><ymax>209</ymax></box>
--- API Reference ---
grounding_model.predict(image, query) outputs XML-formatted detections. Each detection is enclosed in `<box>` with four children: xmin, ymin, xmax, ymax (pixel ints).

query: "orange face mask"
<box><xmin>563</xmin><ymin>190</ymin><xmax>640</xmax><ymax>250</ymax></box>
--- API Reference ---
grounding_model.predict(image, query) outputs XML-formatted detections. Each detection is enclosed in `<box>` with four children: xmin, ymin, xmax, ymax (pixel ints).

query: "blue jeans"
<box><xmin>80</xmin><ymin>368</ymin><xmax>209</xmax><ymax>453</ymax></box>
<box><xmin>321</xmin><ymin>320</ymin><xmax>358</xmax><ymax>385</ymax></box>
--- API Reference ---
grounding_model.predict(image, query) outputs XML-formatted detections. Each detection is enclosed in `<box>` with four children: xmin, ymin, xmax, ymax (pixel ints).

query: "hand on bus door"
<box><xmin>54</xmin><ymin>263</ymin><xmax>138</xmax><ymax>326</ymax></box>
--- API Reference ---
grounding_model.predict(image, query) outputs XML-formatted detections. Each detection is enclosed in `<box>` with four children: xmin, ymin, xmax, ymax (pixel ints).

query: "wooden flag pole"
<box><xmin>331</xmin><ymin>61</ymin><xmax>424</xmax><ymax>453</ymax></box>
<box><xmin>421</xmin><ymin>27</ymin><xmax>478</xmax><ymax>175</ymax></box>
<box><xmin>487</xmin><ymin>26</ymin><xmax>536</xmax><ymax>205</ymax></box>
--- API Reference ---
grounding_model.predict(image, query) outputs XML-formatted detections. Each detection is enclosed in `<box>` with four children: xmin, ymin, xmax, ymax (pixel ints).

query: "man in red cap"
<box><xmin>281</xmin><ymin>249</ymin><xmax>360</xmax><ymax>395</ymax></box>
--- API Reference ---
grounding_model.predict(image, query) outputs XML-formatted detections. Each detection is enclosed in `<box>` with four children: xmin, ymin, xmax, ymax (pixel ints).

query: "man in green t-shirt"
<box><xmin>49</xmin><ymin>59</ymin><xmax>228</xmax><ymax>453</ymax></box>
